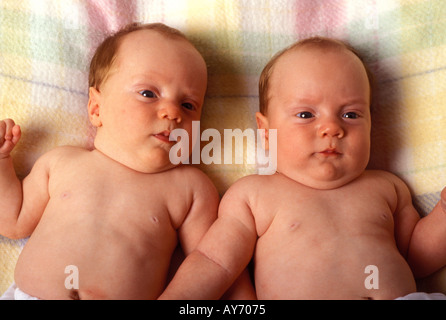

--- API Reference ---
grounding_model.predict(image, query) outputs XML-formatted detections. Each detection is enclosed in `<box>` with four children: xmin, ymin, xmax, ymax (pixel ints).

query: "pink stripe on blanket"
<box><xmin>86</xmin><ymin>0</ymin><xmax>137</xmax><ymax>33</ymax></box>
<box><xmin>85</xmin><ymin>1</ymin><xmax>138</xmax><ymax>65</ymax></box>
<box><xmin>294</xmin><ymin>0</ymin><xmax>347</xmax><ymax>39</ymax></box>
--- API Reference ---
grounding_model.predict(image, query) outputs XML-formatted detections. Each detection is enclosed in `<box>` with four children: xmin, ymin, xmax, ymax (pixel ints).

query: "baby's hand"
<box><xmin>0</xmin><ymin>119</ymin><xmax>21</xmax><ymax>159</ymax></box>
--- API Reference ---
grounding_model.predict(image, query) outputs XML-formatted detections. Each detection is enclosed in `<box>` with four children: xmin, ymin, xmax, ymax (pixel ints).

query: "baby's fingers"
<box><xmin>0</xmin><ymin>120</ymin><xmax>9</xmax><ymax>145</ymax></box>
<box><xmin>10</xmin><ymin>123</ymin><xmax>21</xmax><ymax>146</ymax></box>
<box><xmin>0</xmin><ymin>119</ymin><xmax>21</xmax><ymax>157</ymax></box>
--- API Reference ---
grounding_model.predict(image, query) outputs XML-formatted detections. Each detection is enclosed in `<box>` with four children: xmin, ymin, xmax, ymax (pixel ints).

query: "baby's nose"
<box><xmin>318</xmin><ymin>121</ymin><xmax>344</xmax><ymax>138</ymax></box>
<box><xmin>158</xmin><ymin>102</ymin><xmax>182</xmax><ymax>123</ymax></box>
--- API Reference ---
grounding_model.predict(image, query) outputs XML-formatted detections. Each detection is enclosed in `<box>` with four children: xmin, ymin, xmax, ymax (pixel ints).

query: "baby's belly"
<box><xmin>254</xmin><ymin>233</ymin><xmax>416</xmax><ymax>300</ymax></box>
<box><xmin>14</xmin><ymin>218</ymin><xmax>177</xmax><ymax>299</ymax></box>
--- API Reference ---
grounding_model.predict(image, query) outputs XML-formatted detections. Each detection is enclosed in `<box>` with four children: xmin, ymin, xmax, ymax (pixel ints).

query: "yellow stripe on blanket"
<box><xmin>0</xmin><ymin>238</ymin><xmax>22</xmax><ymax>295</ymax></box>
<box><xmin>398</xmin><ymin>45</ymin><xmax>446</xmax><ymax>195</ymax></box>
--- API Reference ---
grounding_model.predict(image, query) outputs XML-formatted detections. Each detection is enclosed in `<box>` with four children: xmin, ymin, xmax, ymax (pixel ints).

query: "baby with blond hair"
<box><xmin>0</xmin><ymin>23</ymin><xmax>223</xmax><ymax>300</ymax></box>
<box><xmin>160</xmin><ymin>37</ymin><xmax>446</xmax><ymax>300</ymax></box>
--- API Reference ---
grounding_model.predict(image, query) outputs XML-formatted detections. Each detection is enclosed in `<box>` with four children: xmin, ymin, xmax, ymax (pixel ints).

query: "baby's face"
<box><xmin>257</xmin><ymin>47</ymin><xmax>371</xmax><ymax>189</ymax></box>
<box><xmin>91</xmin><ymin>29</ymin><xmax>207</xmax><ymax>173</ymax></box>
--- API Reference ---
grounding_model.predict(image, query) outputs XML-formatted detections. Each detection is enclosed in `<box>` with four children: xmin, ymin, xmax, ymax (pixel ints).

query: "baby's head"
<box><xmin>258</xmin><ymin>37</ymin><xmax>374</xmax><ymax>116</ymax></box>
<box><xmin>87</xmin><ymin>23</ymin><xmax>207</xmax><ymax>173</ymax></box>
<box><xmin>256</xmin><ymin>37</ymin><xmax>373</xmax><ymax>189</ymax></box>
<box><xmin>88</xmin><ymin>23</ymin><xmax>192</xmax><ymax>91</ymax></box>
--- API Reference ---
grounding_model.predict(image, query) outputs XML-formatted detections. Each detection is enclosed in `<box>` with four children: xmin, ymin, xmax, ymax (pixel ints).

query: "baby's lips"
<box><xmin>319</xmin><ymin>148</ymin><xmax>341</xmax><ymax>156</ymax></box>
<box><xmin>153</xmin><ymin>130</ymin><xmax>174</xmax><ymax>143</ymax></box>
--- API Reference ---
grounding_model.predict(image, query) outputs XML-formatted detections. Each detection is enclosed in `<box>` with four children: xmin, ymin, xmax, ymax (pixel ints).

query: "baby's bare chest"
<box><xmin>44</xmin><ymin>163</ymin><xmax>189</xmax><ymax>232</ymax></box>
<box><xmin>256</xmin><ymin>180</ymin><xmax>397</xmax><ymax>238</ymax></box>
<box><xmin>51</xmin><ymin>159</ymin><xmax>181</xmax><ymax>201</ymax></box>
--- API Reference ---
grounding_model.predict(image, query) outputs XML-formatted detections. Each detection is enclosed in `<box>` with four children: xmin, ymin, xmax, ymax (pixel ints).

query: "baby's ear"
<box><xmin>88</xmin><ymin>87</ymin><xmax>103</xmax><ymax>127</ymax></box>
<box><xmin>256</xmin><ymin>112</ymin><xmax>270</xmax><ymax>150</ymax></box>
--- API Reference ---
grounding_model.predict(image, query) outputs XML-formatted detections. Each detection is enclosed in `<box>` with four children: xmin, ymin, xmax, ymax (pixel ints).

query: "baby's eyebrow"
<box><xmin>131</xmin><ymin>70</ymin><xmax>168</xmax><ymax>82</ymax></box>
<box><xmin>296</xmin><ymin>97</ymin><xmax>318</xmax><ymax>104</ymax></box>
<box><xmin>131</xmin><ymin>74</ymin><xmax>153</xmax><ymax>82</ymax></box>
<box><xmin>342</xmin><ymin>98</ymin><xmax>369</xmax><ymax>106</ymax></box>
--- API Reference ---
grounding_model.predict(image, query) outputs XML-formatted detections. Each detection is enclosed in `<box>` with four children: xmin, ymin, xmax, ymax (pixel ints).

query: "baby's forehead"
<box><xmin>271</xmin><ymin>44</ymin><xmax>368</xmax><ymax>84</ymax></box>
<box><xmin>116</xmin><ymin>30</ymin><xmax>164</xmax><ymax>55</ymax></box>
<box><xmin>117</xmin><ymin>30</ymin><xmax>203</xmax><ymax>65</ymax></box>
<box><xmin>279</xmin><ymin>44</ymin><xmax>355</xmax><ymax>66</ymax></box>
<box><xmin>269</xmin><ymin>45</ymin><xmax>370</xmax><ymax>97</ymax></box>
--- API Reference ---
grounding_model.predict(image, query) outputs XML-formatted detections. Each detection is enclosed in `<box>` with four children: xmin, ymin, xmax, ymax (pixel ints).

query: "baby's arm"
<box><xmin>0</xmin><ymin>119</ymin><xmax>22</xmax><ymax>216</ymax></box>
<box><xmin>221</xmin><ymin>269</ymin><xmax>256</xmax><ymax>300</ymax></box>
<box><xmin>389</xmin><ymin>173</ymin><xmax>420</xmax><ymax>260</ymax></box>
<box><xmin>160</xmin><ymin>180</ymin><xmax>257</xmax><ymax>300</ymax></box>
<box><xmin>174</xmin><ymin>169</ymin><xmax>220</xmax><ymax>260</ymax></box>
<box><xmin>0</xmin><ymin>119</ymin><xmax>50</xmax><ymax>239</ymax></box>
<box><xmin>389</xmin><ymin>171</ymin><xmax>446</xmax><ymax>277</ymax></box>
<box><xmin>407</xmin><ymin>187</ymin><xmax>446</xmax><ymax>278</ymax></box>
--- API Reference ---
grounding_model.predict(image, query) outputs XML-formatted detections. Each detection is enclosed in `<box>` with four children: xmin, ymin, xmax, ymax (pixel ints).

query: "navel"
<box><xmin>69</xmin><ymin>289</ymin><xmax>80</xmax><ymax>300</ymax></box>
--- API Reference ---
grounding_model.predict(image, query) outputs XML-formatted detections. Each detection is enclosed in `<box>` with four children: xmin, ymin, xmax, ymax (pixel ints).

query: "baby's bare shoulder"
<box><xmin>231</xmin><ymin>173</ymin><xmax>273</xmax><ymax>189</ymax></box>
<box><xmin>362</xmin><ymin>169</ymin><xmax>407</xmax><ymax>188</ymax></box>
<box><xmin>41</xmin><ymin>145</ymin><xmax>88</xmax><ymax>158</ymax></box>
<box><xmin>32</xmin><ymin>145</ymin><xmax>89</xmax><ymax>168</ymax></box>
<box><xmin>361</xmin><ymin>170</ymin><xmax>412</xmax><ymax>206</ymax></box>
<box><xmin>364</xmin><ymin>169</ymin><xmax>396</xmax><ymax>179</ymax></box>
<box><xmin>221</xmin><ymin>174</ymin><xmax>275</xmax><ymax>207</ymax></box>
<box><xmin>169</xmin><ymin>165</ymin><xmax>219</xmax><ymax>199</ymax></box>
<box><xmin>171</xmin><ymin>165</ymin><xmax>216</xmax><ymax>187</ymax></box>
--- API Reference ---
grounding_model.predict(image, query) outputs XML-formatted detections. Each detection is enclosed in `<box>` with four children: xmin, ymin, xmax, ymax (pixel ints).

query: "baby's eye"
<box><xmin>182</xmin><ymin>102</ymin><xmax>195</xmax><ymax>110</ymax></box>
<box><xmin>296</xmin><ymin>111</ymin><xmax>314</xmax><ymax>119</ymax></box>
<box><xmin>139</xmin><ymin>90</ymin><xmax>157</xmax><ymax>98</ymax></box>
<box><xmin>343</xmin><ymin>112</ymin><xmax>360</xmax><ymax>119</ymax></box>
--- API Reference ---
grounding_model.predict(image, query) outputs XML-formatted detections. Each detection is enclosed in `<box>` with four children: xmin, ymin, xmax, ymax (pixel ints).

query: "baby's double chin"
<box><xmin>280</xmin><ymin>166</ymin><xmax>359</xmax><ymax>190</ymax></box>
<box><xmin>124</xmin><ymin>154</ymin><xmax>179</xmax><ymax>174</ymax></box>
<box><xmin>94</xmin><ymin>141</ymin><xmax>177</xmax><ymax>174</ymax></box>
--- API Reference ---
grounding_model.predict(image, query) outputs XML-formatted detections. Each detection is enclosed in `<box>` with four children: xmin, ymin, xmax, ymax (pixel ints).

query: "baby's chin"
<box><xmin>304</xmin><ymin>178</ymin><xmax>359</xmax><ymax>190</ymax></box>
<box><xmin>278</xmin><ymin>170</ymin><xmax>363</xmax><ymax>190</ymax></box>
<box><xmin>94</xmin><ymin>144</ymin><xmax>181</xmax><ymax>174</ymax></box>
<box><xmin>130</xmin><ymin>162</ymin><xmax>179</xmax><ymax>174</ymax></box>
<box><xmin>278</xmin><ymin>159</ymin><xmax>368</xmax><ymax>190</ymax></box>
<box><xmin>126</xmin><ymin>156</ymin><xmax>180</xmax><ymax>174</ymax></box>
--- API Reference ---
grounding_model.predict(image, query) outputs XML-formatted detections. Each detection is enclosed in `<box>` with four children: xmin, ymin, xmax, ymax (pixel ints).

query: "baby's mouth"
<box><xmin>319</xmin><ymin>148</ymin><xmax>341</xmax><ymax>157</ymax></box>
<box><xmin>153</xmin><ymin>130</ymin><xmax>173</xmax><ymax>143</ymax></box>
